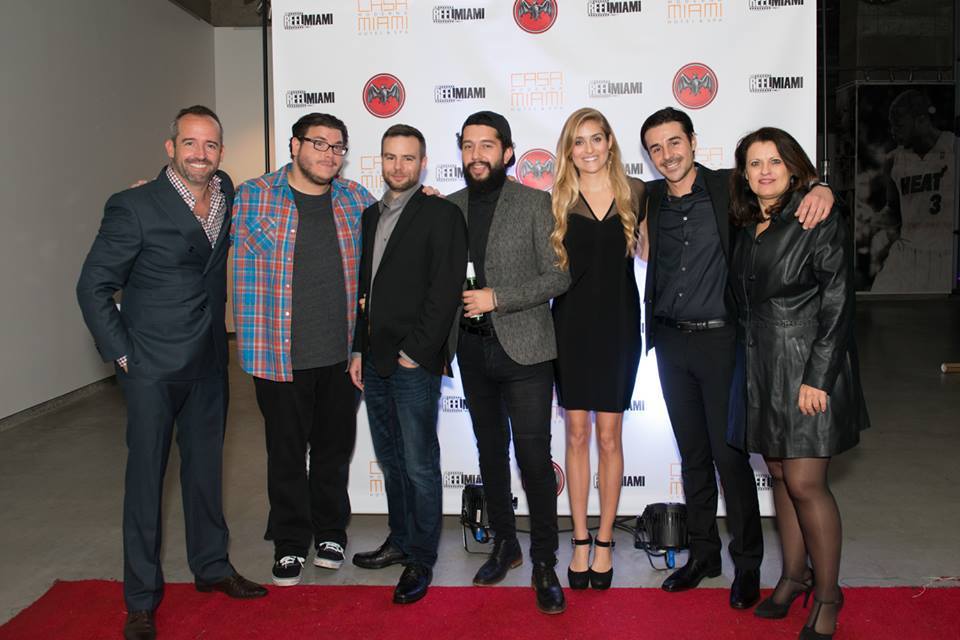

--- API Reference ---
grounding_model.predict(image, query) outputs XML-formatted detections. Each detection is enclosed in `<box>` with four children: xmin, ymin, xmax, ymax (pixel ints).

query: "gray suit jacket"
<box><xmin>448</xmin><ymin>179</ymin><xmax>570</xmax><ymax>365</ymax></box>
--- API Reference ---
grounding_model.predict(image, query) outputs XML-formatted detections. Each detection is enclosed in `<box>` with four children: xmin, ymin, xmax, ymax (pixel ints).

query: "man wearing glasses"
<box><xmin>232</xmin><ymin>113</ymin><xmax>376</xmax><ymax>587</ymax></box>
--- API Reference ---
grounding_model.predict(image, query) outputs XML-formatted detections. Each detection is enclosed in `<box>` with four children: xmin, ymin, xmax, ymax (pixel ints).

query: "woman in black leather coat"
<box><xmin>728</xmin><ymin>127</ymin><xmax>869</xmax><ymax>640</ymax></box>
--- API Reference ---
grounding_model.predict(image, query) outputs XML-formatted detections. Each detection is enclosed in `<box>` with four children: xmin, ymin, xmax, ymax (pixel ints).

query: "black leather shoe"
<box><xmin>353</xmin><ymin>539</ymin><xmax>409</xmax><ymax>569</ymax></box>
<box><xmin>473</xmin><ymin>537</ymin><xmax>522</xmax><ymax>586</ymax></box>
<box><xmin>393</xmin><ymin>563</ymin><xmax>432</xmax><ymax>604</ymax></box>
<box><xmin>195</xmin><ymin>572</ymin><xmax>268</xmax><ymax>598</ymax></box>
<box><xmin>531</xmin><ymin>562</ymin><xmax>566</xmax><ymax>614</ymax></box>
<box><xmin>730</xmin><ymin>568</ymin><xmax>761</xmax><ymax>609</ymax></box>
<box><xmin>661</xmin><ymin>558</ymin><xmax>722</xmax><ymax>592</ymax></box>
<box><xmin>123</xmin><ymin>610</ymin><xmax>156</xmax><ymax>640</ymax></box>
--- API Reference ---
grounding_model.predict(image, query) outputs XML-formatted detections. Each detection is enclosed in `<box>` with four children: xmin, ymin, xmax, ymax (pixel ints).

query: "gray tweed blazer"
<box><xmin>448</xmin><ymin>179</ymin><xmax>570</xmax><ymax>365</ymax></box>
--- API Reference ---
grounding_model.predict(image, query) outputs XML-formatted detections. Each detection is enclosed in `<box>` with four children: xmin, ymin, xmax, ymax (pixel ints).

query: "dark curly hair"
<box><xmin>729</xmin><ymin>127</ymin><xmax>817</xmax><ymax>227</ymax></box>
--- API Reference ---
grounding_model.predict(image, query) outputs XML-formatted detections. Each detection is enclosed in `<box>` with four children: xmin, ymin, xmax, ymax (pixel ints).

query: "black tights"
<box><xmin>766</xmin><ymin>457</ymin><xmax>843</xmax><ymax>635</ymax></box>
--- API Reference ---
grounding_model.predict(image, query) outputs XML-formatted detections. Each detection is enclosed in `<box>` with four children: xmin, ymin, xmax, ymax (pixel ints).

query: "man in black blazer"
<box><xmin>640</xmin><ymin>107</ymin><xmax>833</xmax><ymax>610</ymax></box>
<box><xmin>348</xmin><ymin>125</ymin><xmax>467</xmax><ymax>605</ymax></box>
<box><xmin>77</xmin><ymin>106</ymin><xmax>266</xmax><ymax>640</ymax></box>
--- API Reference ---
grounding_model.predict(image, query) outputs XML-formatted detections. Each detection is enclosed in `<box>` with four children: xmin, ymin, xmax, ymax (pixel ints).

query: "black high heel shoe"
<box><xmin>754</xmin><ymin>569</ymin><xmax>814</xmax><ymax>619</ymax></box>
<box><xmin>588</xmin><ymin>538</ymin><xmax>615</xmax><ymax>590</ymax></box>
<box><xmin>799</xmin><ymin>588</ymin><xmax>844</xmax><ymax>640</ymax></box>
<box><xmin>567</xmin><ymin>533</ymin><xmax>592</xmax><ymax>590</ymax></box>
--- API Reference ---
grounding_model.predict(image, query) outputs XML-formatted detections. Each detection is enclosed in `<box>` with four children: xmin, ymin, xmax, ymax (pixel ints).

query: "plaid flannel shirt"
<box><xmin>231</xmin><ymin>164</ymin><xmax>375</xmax><ymax>381</ymax></box>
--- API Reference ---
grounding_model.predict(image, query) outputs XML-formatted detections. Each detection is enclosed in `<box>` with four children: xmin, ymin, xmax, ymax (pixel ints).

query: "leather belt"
<box><xmin>656</xmin><ymin>317</ymin><xmax>728</xmax><ymax>332</ymax></box>
<box><xmin>460</xmin><ymin>323</ymin><xmax>495</xmax><ymax>337</ymax></box>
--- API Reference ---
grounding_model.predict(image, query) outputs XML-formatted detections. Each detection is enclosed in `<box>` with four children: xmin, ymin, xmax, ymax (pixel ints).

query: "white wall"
<box><xmin>214</xmin><ymin>27</ymin><xmax>271</xmax><ymax>334</ymax></box>
<box><xmin>0</xmin><ymin>0</ymin><xmax>216</xmax><ymax>419</ymax></box>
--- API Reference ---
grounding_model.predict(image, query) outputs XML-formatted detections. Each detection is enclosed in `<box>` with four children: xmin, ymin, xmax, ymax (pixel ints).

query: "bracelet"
<box><xmin>491</xmin><ymin>289</ymin><xmax>498</xmax><ymax>310</ymax></box>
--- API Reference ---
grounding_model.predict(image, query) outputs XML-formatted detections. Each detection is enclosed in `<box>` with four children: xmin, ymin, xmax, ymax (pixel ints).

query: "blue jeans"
<box><xmin>362</xmin><ymin>359</ymin><xmax>442</xmax><ymax>567</ymax></box>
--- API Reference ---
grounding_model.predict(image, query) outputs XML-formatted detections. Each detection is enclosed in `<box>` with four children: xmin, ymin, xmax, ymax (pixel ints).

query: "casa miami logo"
<box><xmin>510</xmin><ymin>71</ymin><xmax>564</xmax><ymax>110</ymax></box>
<box><xmin>514</xmin><ymin>0</ymin><xmax>557</xmax><ymax>34</ymax></box>
<box><xmin>667</xmin><ymin>0</ymin><xmax>723</xmax><ymax>23</ymax></box>
<box><xmin>357</xmin><ymin>0</ymin><xmax>408</xmax><ymax>35</ymax></box>
<box><xmin>673</xmin><ymin>62</ymin><xmax>718</xmax><ymax>110</ymax></box>
<box><xmin>516</xmin><ymin>149</ymin><xmax>557</xmax><ymax>191</ymax></box>
<box><xmin>363</xmin><ymin>73</ymin><xmax>405</xmax><ymax>118</ymax></box>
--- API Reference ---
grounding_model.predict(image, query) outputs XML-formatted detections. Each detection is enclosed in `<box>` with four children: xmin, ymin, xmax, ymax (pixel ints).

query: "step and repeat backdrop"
<box><xmin>271</xmin><ymin>0</ymin><xmax>816</xmax><ymax>516</ymax></box>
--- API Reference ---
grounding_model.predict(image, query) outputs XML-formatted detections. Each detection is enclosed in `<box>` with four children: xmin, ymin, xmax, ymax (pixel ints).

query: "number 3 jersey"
<box><xmin>889</xmin><ymin>130</ymin><xmax>955</xmax><ymax>250</ymax></box>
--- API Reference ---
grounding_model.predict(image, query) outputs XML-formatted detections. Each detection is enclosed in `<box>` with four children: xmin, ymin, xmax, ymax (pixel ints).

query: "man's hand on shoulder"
<box><xmin>795</xmin><ymin>184</ymin><xmax>834</xmax><ymax>230</ymax></box>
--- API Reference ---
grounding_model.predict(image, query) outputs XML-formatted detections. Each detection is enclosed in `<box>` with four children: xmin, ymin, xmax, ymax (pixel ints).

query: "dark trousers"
<box><xmin>118</xmin><ymin>372</ymin><xmax>233</xmax><ymax>612</ymax></box>
<box><xmin>253</xmin><ymin>362</ymin><xmax>358</xmax><ymax>559</ymax></box>
<box><xmin>457</xmin><ymin>331</ymin><xmax>558</xmax><ymax>565</ymax></box>
<box><xmin>654</xmin><ymin>324</ymin><xmax>763</xmax><ymax>570</ymax></box>
<box><xmin>362</xmin><ymin>359</ymin><xmax>442</xmax><ymax>567</ymax></box>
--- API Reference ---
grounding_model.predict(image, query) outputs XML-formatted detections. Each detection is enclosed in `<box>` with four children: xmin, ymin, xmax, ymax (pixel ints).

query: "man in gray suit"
<box><xmin>448</xmin><ymin>111</ymin><xmax>570</xmax><ymax>614</ymax></box>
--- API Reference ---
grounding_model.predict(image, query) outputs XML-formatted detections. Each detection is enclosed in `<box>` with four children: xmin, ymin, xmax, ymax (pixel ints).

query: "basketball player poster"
<box><xmin>854</xmin><ymin>84</ymin><xmax>957</xmax><ymax>294</ymax></box>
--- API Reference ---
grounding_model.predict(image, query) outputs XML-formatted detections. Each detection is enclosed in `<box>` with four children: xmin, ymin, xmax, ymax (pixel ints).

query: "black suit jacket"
<box><xmin>353</xmin><ymin>189</ymin><xmax>468</xmax><ymax>377</ymax></box>
<box><xmin>642</xmin><ymin>164</ymin><xmax>735</xmax><ymax>352</ymax></box>
<box><xmin>77</xmin><ymin>168</ymin><xmax>234</xmax><ymax>380</ymax></box>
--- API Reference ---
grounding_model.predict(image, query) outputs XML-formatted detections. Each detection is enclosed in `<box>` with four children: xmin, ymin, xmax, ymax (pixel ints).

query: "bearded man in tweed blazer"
<box><xmin>447</xmin><ymin>111</ymin><xmax>570</xmax><ymax>615</ymax></box>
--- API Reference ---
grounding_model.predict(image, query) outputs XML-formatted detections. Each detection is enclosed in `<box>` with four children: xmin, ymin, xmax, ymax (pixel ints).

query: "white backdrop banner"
<box><xmin>271</xmin><ymin>0</ymin><xmax>817</xmax><ymax>516</ymax></box>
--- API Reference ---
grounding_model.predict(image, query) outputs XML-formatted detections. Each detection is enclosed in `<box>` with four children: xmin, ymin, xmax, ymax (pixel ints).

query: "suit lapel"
<box><xmin>203</xmin><ymin>174</ymin><xmax>234</xmax><ymax>274</ymax></box>
<box><xmin>484</xmin><ymin>181</ymin><xmax>515</xmax><ymax>273</ymax></box>
<box><xmin>379</xmin><ymin>189</ymin><xmax>426</xmax><ymax>268</ymax></box>
<box><xmin>699</xmin><ymin>165</ymin><xmax>732</xmax><ymax>260</ymax></box>
<box><xmin>153</xmin><ymin>169</ymin><xmax>213</xmax><ymax>265</ymax></box>
<box><xmin>360</xmin><ymin>204</ymin><xmax>381</xmax><ymax>293</ymax></box>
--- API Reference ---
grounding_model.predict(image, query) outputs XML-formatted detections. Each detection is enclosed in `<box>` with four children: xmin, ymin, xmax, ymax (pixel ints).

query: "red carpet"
<box><xmin>1</xmin><ymin>581</ymin><xmax>957</xmax><ymax>639</ymax></box>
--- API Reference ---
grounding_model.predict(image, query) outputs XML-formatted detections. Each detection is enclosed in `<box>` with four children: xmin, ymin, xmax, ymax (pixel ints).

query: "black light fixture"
<box><xmin>634</xmin><ymin>503</ymin><xmax>689</xmax><ymax>569</ymax></box>
<box><xmin>460</xmin><ymin>484</ymin><xmax>518</xmax><ymax>552</ymax></box>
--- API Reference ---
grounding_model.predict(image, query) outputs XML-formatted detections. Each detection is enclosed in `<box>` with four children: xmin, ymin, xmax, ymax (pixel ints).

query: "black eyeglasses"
<box><xmin>300</xmin><ymin>136</ymin><xmax>348</xmax><ymax>156</ymax></box>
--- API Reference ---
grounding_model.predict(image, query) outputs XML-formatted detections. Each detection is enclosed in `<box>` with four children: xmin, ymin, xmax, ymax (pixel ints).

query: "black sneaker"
<box><xmin>272</xmin><ymin>555</ymin><xmax>305</xmax><ymax>586</ymax></box>
<box><xmin>314</xmin><ymin>541</ymin><xmax>345</xmax><ymax>569</ymax></box>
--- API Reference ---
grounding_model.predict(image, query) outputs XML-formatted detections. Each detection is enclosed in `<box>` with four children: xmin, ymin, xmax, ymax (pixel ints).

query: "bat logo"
<box><xmin>514</xmin><ymin>0</ymin><xmax>558</xmax><ymax>34</ymax></box>
<box><xmin>365</xmin><ymin>83</ymin><xmax>401</xmax><ymax>105</ymax></box>
<box><xmin>672</xmin><ymin>62</ymin><xmax>718</xmax><ymax>110</ymax></box>
<box><xmin>676</xmin><ymin>73</ymin><xmax>713</xmax><ymax>96</ymax></box>
<box><xmin>515</xmin><ymin>149</ymin><xmax>557</xmax><ymax>191</ymax></box>
<box><xmin>362</xmin><ymin>73</ymin><xmax>405</xmax><ymax>118</ymax></box>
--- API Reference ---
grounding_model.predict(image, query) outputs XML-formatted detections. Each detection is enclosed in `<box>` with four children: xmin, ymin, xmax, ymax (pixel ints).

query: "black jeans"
<box><xmin>654</xmin><ymin>324</ymin><xmax>763</xmax><ymax>570</ymax></box>
<box><xmin>457</xmin><ymin>331</ymin><xmax>558</xmax><ymax>565</ymax></box>
<box><xmin>253</xmin><ymin>362</ymin><xmax>358</xmax><ymax>559</ymax></box>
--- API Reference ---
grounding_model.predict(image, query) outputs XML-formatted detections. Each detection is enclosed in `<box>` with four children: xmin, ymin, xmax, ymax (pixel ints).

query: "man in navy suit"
<box><xmin>77</xmin><ymin>106</ymin><xmax>266</xmax><ymax>640</ymax></box>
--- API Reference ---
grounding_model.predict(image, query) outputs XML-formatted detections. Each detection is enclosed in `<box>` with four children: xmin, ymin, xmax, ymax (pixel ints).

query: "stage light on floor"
<box><xmin>635</xmin><ymin>503</ymin><xmax>689</xmax><ymax>569</ymax></box>
<box><xmin>459</xmin><ymin>484</ymin><xmax>518</xmax><ymax>552</ymax></box>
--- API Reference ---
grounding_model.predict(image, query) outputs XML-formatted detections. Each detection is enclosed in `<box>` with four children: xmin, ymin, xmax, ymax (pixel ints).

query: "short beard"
<box><xmin>464</xmin><ymin>161</ymin><xmax>508</xmax><ymax>195</ymax></box>
<box><xmin>296</xmin><ymin>153</ymin><xmax>334</xmax><ymax>187</ymax></box>
<box><xmin>384</xmin><ymin>174</ymin><xmax>419</xmax><ymax>193</ymax></box>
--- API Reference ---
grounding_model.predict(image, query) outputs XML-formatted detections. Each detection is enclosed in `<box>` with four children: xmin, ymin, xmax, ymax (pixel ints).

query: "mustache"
<box><xmin>469</xmin><ymin>161</ymin><xmax>492</xmax><ymax>170</ymax></box>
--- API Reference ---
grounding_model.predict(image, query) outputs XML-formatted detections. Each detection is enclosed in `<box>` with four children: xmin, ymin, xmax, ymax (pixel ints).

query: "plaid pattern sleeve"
<box><xmin>231</xmin><ymin>165</ymin><xmax>375</xmax><ymax>382</ymax></box>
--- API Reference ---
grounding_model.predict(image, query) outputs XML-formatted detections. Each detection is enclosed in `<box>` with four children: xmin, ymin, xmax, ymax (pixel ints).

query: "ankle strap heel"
<box><xmin>567</xmin><ymin>533</ymin><xmax>592</xmax><ymax>590</ymax></box>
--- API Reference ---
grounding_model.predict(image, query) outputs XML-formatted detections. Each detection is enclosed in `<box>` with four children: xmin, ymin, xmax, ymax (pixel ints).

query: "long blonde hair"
<box><xmin>550</xmin><ymin>108</ymin><xmax>637</xmax><ymax>270</ymax></box>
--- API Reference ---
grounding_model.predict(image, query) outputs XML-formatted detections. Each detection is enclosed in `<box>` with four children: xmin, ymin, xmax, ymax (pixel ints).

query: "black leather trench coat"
<box><xmin>729</xmin><ymin>196</ymin><xmax>869</xmax><ymax>458</ymax></box>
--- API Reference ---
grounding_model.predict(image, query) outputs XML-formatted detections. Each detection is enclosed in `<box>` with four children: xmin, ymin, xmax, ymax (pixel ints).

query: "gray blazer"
<box><xmin>448</xmin><ymin>179</ymin><xmax>570</xmax><ymax>365</ymax></box>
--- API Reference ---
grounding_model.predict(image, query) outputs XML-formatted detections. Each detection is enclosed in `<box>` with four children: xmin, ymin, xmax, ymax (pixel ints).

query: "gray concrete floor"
<box><xmin>1</xmin><ymin>299</ymin><xmax>959</xmax><ymax>624</ymax></box>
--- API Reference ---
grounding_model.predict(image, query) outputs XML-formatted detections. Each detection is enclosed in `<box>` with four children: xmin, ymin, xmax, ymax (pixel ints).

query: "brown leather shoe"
<box><xmin>123</xmin><ymin>610</ymin><xmax>156</xmax><ymax>640</ymax></box>
<box><xmin>195</xmin><ymin>573</ymin><xmax>268</xmax><ymax>598</ymax></box>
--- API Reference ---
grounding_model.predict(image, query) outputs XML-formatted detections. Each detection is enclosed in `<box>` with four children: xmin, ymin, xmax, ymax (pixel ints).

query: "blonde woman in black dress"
<box><xmin>550</xmin><ymin>108</ymin><xmax>647</xmax><ymax>590</ymax></box>
<box><xmin>729</xmin><ymin>127</ymin><xmax>869</xmax><ymax>639</ymax></box>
